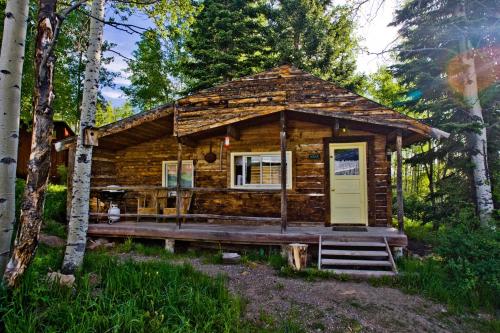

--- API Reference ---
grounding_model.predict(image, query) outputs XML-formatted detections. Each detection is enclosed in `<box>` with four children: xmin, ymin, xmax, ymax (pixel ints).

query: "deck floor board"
<box><xmin>87</xmin><ymin>222</ymin><xmax>407</xmax><ymax>247</ymax></box>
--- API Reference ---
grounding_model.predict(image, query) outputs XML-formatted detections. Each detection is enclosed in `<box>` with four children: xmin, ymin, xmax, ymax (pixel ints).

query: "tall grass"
<box><xmin>0</xmin><ymin>246</ymin><xmax>246</xmax><ymax>333</ymax></box>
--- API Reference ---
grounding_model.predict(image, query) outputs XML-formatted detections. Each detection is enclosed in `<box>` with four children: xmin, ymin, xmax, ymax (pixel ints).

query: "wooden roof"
<box><xmin>56</xmin><ymin>65</ymin><xmax>448</xmax><ymax>151</ymax></box>
<box><xmin>175</xmin><ymin>65</ymin><xmax>448</xmax><ymax>140</ymax></box>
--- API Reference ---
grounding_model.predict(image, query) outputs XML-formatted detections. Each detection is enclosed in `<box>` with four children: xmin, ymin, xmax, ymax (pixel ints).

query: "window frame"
<box><xmin>162</xmin><ymin>160</ymin><xmax>194</xmax><ymax>188</ymax></box>
<box><xmin>230</xmin><ymin>151</ymin><xmax>292</xmax><ymax>190</ymax></box>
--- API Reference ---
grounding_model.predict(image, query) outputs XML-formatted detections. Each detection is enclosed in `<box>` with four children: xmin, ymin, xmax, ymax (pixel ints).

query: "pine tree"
<box><xmin>392</xmin><ymin>0</ymin><xmax>499</xmax><ymax>226</ymax></box>
<box><xmin>122</xmin><ymin>31</ymin><xmax>175</xmax><ymax>110</ymax></box>
<box><xmin>176</xmin><ymin>0</ymin><xmax>364</xmax><ymax>93</ymax></box>
<box><xmin>269</xmin><ymin>0</ymin><xmax>363</xmax><ymax>90</ymax></box>
<box><xmin>176</xmin><ymin>0</ymin><xmax>273</xmax><ymax>92</ymax></box>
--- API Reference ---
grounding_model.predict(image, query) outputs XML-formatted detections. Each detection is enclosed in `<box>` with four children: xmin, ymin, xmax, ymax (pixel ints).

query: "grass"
<box><xmin>0</xmin><ymin>245</ymin><xmax>246</xmax><ymax>332</ymax></box>
<box><xmin>403</xmin><ymin>218</ymin><xmax>437</xmax><ymax>243</ymax></box>
<box><xmin>0</xmin><ymin>240</ymin><xmax>307</xmax><ymax>332</ymax></box>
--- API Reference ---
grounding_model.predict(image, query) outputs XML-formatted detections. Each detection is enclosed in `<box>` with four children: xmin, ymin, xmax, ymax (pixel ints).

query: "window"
<box><xmin>162</xmin><ymin>161</ymin><xmax>194</xmax><ymax>188</ymax></box>
<box><xmin>231</xmin><ymin>152</ymin><xmax>292</xmax><ymax>189</ymax></box>
<box><xmin>334</xmin><ymin>148</ymin><xmax>359</xmax><ymax>176</ymax></box>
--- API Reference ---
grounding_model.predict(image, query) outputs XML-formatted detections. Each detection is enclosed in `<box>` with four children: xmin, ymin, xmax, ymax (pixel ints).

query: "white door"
<box><xmin>329</xmin><ymin>142</ymin><xmax>368</xmax><ymax>225</ymax></box>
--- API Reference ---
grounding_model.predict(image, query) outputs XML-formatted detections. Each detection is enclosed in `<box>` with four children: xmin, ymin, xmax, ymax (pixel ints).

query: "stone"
<box><xmin>164</xmin><ymin>239</ymin><xmax>175</xmax><ymax>253</ymax></box>
<box><xmin>392</xmin><ymin>246</ymin><xmax>404</xmax><ymax>259</ymax></box>
<box><xmin>222</xmin><ymin>252</ymin><xmax>241</xmax><ymax>264</ymax></box>
<box><xmin>47</xmin><ymin>272</ymin><xmax>75</xmax><ymax>287</ymax></box>
<box><xmin>39</xmin><ymin>234</ymin><xmax>65</xmax><ymax>248</ymax></box>
<box><xmin>87</xmin><ymin>238</ymin><xmax>113</xmax><ymax>250</ymax></box>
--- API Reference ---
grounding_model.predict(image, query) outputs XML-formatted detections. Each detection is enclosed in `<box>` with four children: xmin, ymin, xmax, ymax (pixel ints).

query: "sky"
<box><xmin>102</xmin><ymin>0</ymin><xmax>399</xmax><ymax>107</ymax></box>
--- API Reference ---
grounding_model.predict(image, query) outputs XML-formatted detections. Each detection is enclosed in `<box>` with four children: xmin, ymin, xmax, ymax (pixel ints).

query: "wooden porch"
<box><xmin>87</xmin><ymin>222</ymin><xmax>407</xmax><ymax>247</ymax></box>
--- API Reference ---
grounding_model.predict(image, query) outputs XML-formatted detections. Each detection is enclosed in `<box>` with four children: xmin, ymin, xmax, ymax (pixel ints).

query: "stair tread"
<box><xmin>321</xmin><ymin>250</ymin><xmax>388</xmax><ymax>256</ymax></box>
<box><xmin>322</xmin><ymin>241</ymin><xmax>386</xmax><ymax>247</ymax></box>
<box><xmin>321</xmin><ymin>259</ymin><xmax>392</xmax><ymax>266</ymax></box>
<box><xmin>325</xmin><ymin>269</ymin><xmax>396</xmax><ymax>277</ymax></box>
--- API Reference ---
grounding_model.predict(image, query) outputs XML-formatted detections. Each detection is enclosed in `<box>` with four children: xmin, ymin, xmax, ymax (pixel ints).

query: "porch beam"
<box><xmin>280</xmin><ymin>111</ymin><xmax>288</xmax><ymax>233</ymax></box>
<box><xmin>176</xmin><ymin>142</ymin><xmax>183</xmax><ymax>229</ymax></box>
<box><xmin>178</xmin><ymin>136</ymin><xmax>197</xmax><ymax>148</ymax></box>
<box><xmin>396</xmin><ymin>130</ymin><xmax>404</xmax><ymax>232</ymax></box>
<box><xmin>226</xmin><ymin>125</ymin><xmax>240</xmax><ymax>140</ymax></box>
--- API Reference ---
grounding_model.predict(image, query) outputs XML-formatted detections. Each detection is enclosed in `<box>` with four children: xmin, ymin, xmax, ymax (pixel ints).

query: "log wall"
<box><xmin>89</xmin><ymin>118</ymin><xmax>392</xmax><ymax>226</ymax></box>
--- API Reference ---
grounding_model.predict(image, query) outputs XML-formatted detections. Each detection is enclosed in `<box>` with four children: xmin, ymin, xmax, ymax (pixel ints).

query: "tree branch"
<box><xmin>105</xmin><ymin>48</ymin><xmax>133</xmax><ymax>61</ymax></box>
<box><xmin>77</xmin><ymin>7</ymin><xmax>149</xmax><ymax>35</ymax></box>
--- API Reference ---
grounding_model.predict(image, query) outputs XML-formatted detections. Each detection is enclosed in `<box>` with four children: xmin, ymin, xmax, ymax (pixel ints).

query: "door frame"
<box><xmin>323</xmin><ymin>136</ymin><xmax>375</xmax><ymax>226</ymax></box>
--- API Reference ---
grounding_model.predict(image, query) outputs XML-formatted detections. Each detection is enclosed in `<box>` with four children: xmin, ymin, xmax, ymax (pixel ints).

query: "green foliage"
<box><xmin>174</xmin><ymin>0</ymin><xmax>364</xmax><ymax>93</ymax></box>
<box><xmin>177</xmin><ymin>0</ymin><xmax>273</xmax><ymax>92</ymax></box>
<box><xmin>43</xmin><ymin>184</ymin><xmax>67</xmax><ymax>223</ymax></box>
<box><xmin>56</xmin><ymin>165</ymin><xmax>68</xmax><ymax>185</ymax></box>
<box><xmin>366</xmin><ymin>66</ymin><xmax>408</xmax><ymax>110</ymax></box>
<box><xmin>15</xmin><ymin>180</ymin><xmax>67</xmax><ymax>236</ymax></box>
<box><xmin>121</xmin><ymin>31</ymin><xmax>177</xmax><ymax>110</ymax></box>
<box><xmin>270</xmin><ymin>0</ymin><xmax>364</xmax><ymax>90</ymax></box>
<box><xmin>394</xmin><ymin>223</ymin><xmax>499</xmax><ymax>312</ymax></box>
<box><xmin>391</xmin><ymin>0</ymin><xmax>500</xmax><ymax>219</ymax></box>
<box><xmin>15</xmin><ymin>3</ymin><xmax>117</xmax><ymax>128</ymax></box>
<box><xmin>0</xmin><ymin>247</ymin><xmax>246</xmax><ymax>333</ymax></box>
<box><xmin>95</xmin><ymin>102</ymin><xmax>134</xmax><ymax>126</ymax></box>
<box><xmin>435</xmin><ymin>226</ymin><xmax>500</xmax><ymax>307</ymax></box>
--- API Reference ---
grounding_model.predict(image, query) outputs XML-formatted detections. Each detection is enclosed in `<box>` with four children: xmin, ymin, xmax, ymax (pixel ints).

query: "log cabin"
<box><xmin>18</xmin><ymin>120</ymin><xmax>74</xmax><ymax>183</ymax></box>
<box><xmin>57</xmin><ymin>65</ymin><xmax>449</xmax><ymax>276</ymax></box>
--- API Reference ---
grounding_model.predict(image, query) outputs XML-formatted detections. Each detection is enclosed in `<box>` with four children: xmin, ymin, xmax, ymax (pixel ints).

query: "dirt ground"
<box><xmin>117</xmin><ymin>252</ymin><xmax>487</xmax><ymax>333</ymax></box>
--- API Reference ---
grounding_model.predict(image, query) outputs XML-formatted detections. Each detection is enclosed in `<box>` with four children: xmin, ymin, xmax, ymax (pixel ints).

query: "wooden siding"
<box><xmin>17</xmin><ymin>122</ymin><xmax>73</xmax><ymax>182</ymax></box>
<box><xmin>90</xmin><ymin>118</ymin><xmax>392</xmax><ymax>226</ymax></box>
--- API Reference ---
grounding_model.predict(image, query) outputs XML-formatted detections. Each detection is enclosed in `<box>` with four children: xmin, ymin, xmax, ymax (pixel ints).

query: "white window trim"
<box><xmin>162</xmin><ymin>160</ymin><xmax>194</xmax><ymax>188</ymax></box>
<box><xmin>230</xmin><ymin>151</ymin><xmax>292</xmax><ymax>190</ymax></box>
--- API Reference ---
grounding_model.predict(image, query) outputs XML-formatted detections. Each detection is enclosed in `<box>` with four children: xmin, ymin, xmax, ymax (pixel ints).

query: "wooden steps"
<box><xmin>318</xmin><ymin>236</ymin><xmax>397</xmax><ymax>278</ymax></box>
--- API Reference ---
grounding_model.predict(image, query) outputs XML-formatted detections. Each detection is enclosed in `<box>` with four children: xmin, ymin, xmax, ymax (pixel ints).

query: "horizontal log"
<box><xmin>90</xmin><ymin>212</ymin><xmax>281</xmax><ymax>222</ymax></box>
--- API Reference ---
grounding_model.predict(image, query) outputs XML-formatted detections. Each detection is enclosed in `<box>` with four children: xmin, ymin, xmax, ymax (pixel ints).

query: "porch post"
<box><xmin>396</xmin><ymin>131</ymin><xmax>404</xmax><ymax>232</ymax></box>
<box><xmin>280</xmin><ymin>111</ymin><xmax>288</xmax><ymax>233</ymax></box>
<box><xmin>176</xmin><ymin>142</ymin><xmax>183</xmax><ymax>229</ymax></box>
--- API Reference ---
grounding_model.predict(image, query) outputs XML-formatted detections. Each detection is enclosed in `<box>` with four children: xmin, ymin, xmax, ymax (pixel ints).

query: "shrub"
<box><xmin>435</xmin><ymin>225</ymin><xmax>500</xmax><ymax>310</ymax></box>
<box><xmin>398</xmin><ymin>224</ymin><xmax>500</xmax><ymax>311</ymax></box>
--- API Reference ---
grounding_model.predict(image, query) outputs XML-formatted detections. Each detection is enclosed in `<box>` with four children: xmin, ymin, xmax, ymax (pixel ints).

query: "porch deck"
<box><xmin>87</xmin><ymin>222</ymin><xmax>407</xmax><ymax>247</ymax></box>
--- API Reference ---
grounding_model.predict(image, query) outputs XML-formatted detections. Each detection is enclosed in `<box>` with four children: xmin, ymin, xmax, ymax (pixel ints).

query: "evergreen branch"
<box><xmin>368</xmin><ymin>47</ymin><xmax>458</xmax><ymax>56</ymax></box>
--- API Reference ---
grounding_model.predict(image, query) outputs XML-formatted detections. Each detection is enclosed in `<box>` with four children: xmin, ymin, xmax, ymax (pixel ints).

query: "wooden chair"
<box><xmin>161</xmin><ymin>191</ymin><xmax>193</xmax><ymax>222</ymax></box>
<box><xmin>136</xmin><ymin>191</ymin><xmax>158</xmax><ymax>222</ymax></box>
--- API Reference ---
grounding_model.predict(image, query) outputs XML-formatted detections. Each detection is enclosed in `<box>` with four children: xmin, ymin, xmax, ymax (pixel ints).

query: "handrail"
<box><xmin>90</xmin><ymin>186</ymin><xmax>281</xmax><ymax>193</ymax></box>
<box><xmin>90</xmin><ymin>212</ymin><xmax>281</xmax><ymax>222</ymax></box>
<box><xmin>384</xmin><ymin>237</ymin><xmax>398</xmax><ymax>274</ymax></box>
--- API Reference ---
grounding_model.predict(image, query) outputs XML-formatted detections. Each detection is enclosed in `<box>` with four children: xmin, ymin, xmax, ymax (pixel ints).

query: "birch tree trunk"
<box><xmin>3</xmin><ymin>0</ymin><xmax>60</xmax><ymax>286</ymax></box>
<box><xmin>459</xmin><ymin>37</ymin><xmax>494</xmax><ymax>226</ymax></box>
<box><xmin>62</xmin><ymin>0</ymin><xmax>105</xmax><ymax>274</ymax></box>
<box><xmin>0</xmin><ymin>0</ymin><xmax>29</xmax><ymax>274</ymax></box>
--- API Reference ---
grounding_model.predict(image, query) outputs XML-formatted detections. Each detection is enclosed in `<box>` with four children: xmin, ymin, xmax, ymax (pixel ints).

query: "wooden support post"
<box><xmin>280</xmin><ymin>111</ymin><xmax>288</xmax><ymax>233</ymax></box>
<box><xmin>287</xmin><ymin>243</ymin><xmax>308</xmax><ymax>270</ymax></box>
<box><xmin>176</xmin><ymin>142</ymin><xmax>182</xmax><ymax>229</ymax></box>
<box><xmin>333</xmin><ymin>118</ymin><xmax>339</xmax><ymax>137</ymax></box>
<box><xmin>396</xmin><ymin>131</ymin><xmax>404</xmax><ymax>232</ymax></box>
